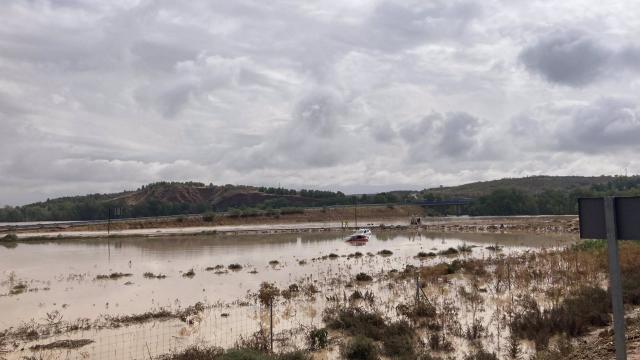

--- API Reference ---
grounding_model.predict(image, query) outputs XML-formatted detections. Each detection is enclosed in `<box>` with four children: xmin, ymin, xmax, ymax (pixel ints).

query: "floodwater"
<box><xmin>0</xmin><ymin>229</ymin><xmax>574</xmax><ymax>359</ymax></box>
<box><xmin>0</xmin><ymin>230</ymin><xmax>571</xmax><ymax>328</ymax></box>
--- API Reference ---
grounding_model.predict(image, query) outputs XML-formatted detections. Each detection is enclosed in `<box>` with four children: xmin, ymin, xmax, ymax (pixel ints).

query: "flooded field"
<box><xmin>0</xmin><ymin>230</ymin><xmax>581</xmax><ymax>359</ymax></box>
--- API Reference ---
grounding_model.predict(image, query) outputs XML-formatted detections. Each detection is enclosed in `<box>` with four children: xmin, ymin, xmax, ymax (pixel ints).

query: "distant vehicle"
<box><xmin>346</xmin><ymin>228</ymin><xmax>372</xmax><ymax>243</ymax></box>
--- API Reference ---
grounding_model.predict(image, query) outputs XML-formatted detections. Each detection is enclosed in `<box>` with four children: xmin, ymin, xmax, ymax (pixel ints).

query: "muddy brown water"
<box><xmin>0</xmin><ymin>230</ymin><xmax>574</xmax><ymax>359</ymax></box>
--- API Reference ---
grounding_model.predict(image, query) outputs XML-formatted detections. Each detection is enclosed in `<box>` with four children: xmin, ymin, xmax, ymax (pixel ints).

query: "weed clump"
<box><xmin>377</xmin><ymin>249</ymin><xmax>393</xmax><ymax>256</ymax></box>
<box><xmin>438</xmin><ymin>248</ymin><xmax>459</xmax><ymax>256</ymax></box>
<box><xmin>1</xmin><ymin>234</ymin><xmax>18</xmax><ymax>242</ymax></box>
<box><xmin>355</xmin><ymin>272</ymin><xmax>373</xmax><ymax>282</ymax></box>
<box><xmin>268</xmin><ymin>260</ymin><xmax>280</xmax><ymax>266</ymax></box>
<box><xmin>202</xmin><ymin>212</ymin><xmax>216</xmax><ymax>222</ymax></box>
<box><xmin>206</xmin><ymin>265</ymin><xmax>225</xmax><ymax>271</ymax></box>
<box><xmin>228</xmin><ymin>264</ymin><xmax>243</xmax><ymax>271</ymax></box>
<box><xmin>510</xmin><ymin>286</ymin><xmax>610</xmax><ymax>349</ymax></box>
<box><xmin>416</xmin><ymin>252</ymin><xmax>436</xmax><ymax>258</ymax></box>
<box><xmin>381</xmin><ymin>321</ymin><xmax>415</xmax><ymax>358</ymax></box>
<box><xmin>463</xmin><ymin>348</ymin><xmax>497</xmax><ymax>360</ymax></box>
<box><xmin>325</xmin><ymin>308</ymin><xmax>386</xmax><ymax>340</ymax></box>
<box><xmin>159</xmin><ymin>345</ymin><xmax>309</xmax><ymax>360</ymax></box>
<box><xmin>258</xmin><ymin>282</ymin><xmax>280</xmax><ymax>306</ymax></box>
<box><xmin>182</xmin><ymin>269</ymin><xmax>196</xmax><ymax>278</ymax></box>
<box><xmin>328</xmin><ymin>253</ymin><xmax>339</xmax><ymax>259</ymax></box>
<box><xmin>9</xmin><ymin>283</ymin><xmax>28</xmax><ymax>295</ymax></box>
<box><xmin>341</xmin><ymin>335</ymin><xmax>378</xmax><ymax>360</ymax></box>
<box><xmin>95</xmin><ymin>272</ymin><xmax>132</xmax><ymax>280</ymax></box>
<box><xmin>306</xmin><ymin>327</ymin><xmax>328</xmax><ymax>350</ymax></box>
<box><xmin>281</xmin><ymin>284</ymin><xmax>300</xmax><ymax>300</ymax></box>
<box><xmin>397</xmin><ymin>301</ymin><xmax>436</xmax><ymax>321</ymax></box>
<box><xmin>143</xmin><ymin>272</ymin><xmax>167</xmax><ymax>279</ymax></box>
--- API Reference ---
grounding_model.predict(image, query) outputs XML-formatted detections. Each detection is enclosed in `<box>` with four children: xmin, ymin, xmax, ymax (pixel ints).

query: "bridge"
<box><xmin>414</xmin><ymin>198</ymin><xmax>474</xmax><ymax>206</ymax></box>
<box><xmin>412</xmin><ymin>198</ymin><xmax>474</xmax><ymax>216</ymax></box>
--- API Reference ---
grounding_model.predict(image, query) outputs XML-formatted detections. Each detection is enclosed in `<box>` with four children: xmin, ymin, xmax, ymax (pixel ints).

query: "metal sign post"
<box><xmin>579</xmin><ymin>196</ymin><xmax>640</xmax><ymax>360</ymax></box>
<box><xmin>604</xmin><ymin>197</ymin><xmax>627</xmax><ymax>360</ymax></box>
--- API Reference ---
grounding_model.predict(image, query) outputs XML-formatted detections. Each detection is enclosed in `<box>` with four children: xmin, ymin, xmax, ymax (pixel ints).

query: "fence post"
<box><xmin>270</xmin><ymin>300</ymin><xmax>274</xmax><ymax>353</ymax></box>
<box><xmin>415</xmin><ymin>273</ymin><xmax>420</xmax><ymax>304</ymax></box>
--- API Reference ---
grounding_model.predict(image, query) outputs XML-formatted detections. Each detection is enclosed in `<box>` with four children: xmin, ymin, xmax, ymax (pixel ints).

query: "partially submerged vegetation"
<box><xmin>7</xmin><ymin>234</ymin><xmax>640</xmax><ymax>360</ymax></box>
<box><xmin>143</xmin><ymin>272</ymin><xmax>167</xmax><ymax>279</ymax></box>
<box><xmin>95</xmin><ymin>272</ymin><xmax>132</xmax><ymax>280</ymax></box>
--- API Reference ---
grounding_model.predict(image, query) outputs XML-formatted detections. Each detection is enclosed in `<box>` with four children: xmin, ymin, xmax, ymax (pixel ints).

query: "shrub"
<box><xmin>464</xmin><ymin>349</ymin><xmax>498</xmax><ymax>360</ymax></box>
<box><xmin>325</xmin><ymin>308</ymin><xmax>386</xmax><ymax>340</ymax></box>
<box><xmin>355</xmin><ymin>272</ymin><xmax>373</xmax><ymax>282</ymax></box>
<box><xmin>377</xmin><ymin>249</ymin><xmax>393</xmax><ymax>256</ymax></box>
<box><xmin>144</xmin><ymin>272</ymin><xmax>167</xmax><ymax>279</ymax></box>
<box><xmin>341</xmin><ymin>336</ymin><xmax>378</xmax><ymax>360</ymax></box>
<box><xmin>1</xmin><ymin>233</ymin><xmax>18</xmax><ymax>242</ymax></box>
<box><xmin>397</xmin><ymin>301</ymin><xmax>437</xmax><ymax>320</ymax></box>
<box><xmin>258</xmin><ymin>282</ymin><xmax>280</xmax><ymax>306</ymax></box>
<box><xmin>95</xmin><ymin>272</ymin><xmax>132</xmax><ymax>280</ymax></box>
<box><xmin>381</xmin><ymin>321</ymin><xmax>415</xmax><ymax>358</ymax></box>
<box><xmin>510</xmin><ymin>286</ymin><xmax>610</xmax><ymax>349</ymax></box>
<box><xmin>228</xmin><ymin>208</ymin><xmax>242</xmax><ymax>218</ymax></box>
<box><xmin>417</xmin><ymin>251</ymin><xmax>436</xmax><ymax>258</ymax></box>
<box><xmin>159</xmin><ymin>345</ymin><xmax>223</xmax><ymax>360</ymax></box>
<box><xmin>228</xmin><ymin>264</ymin><xmax>243</xmax><ymax>271</ymax></box>
<box><xmin>202</xmin><ymin>212</ymin><xmax>216</xmax><ymax>222</ymax></box>
<box><xmin>438</xmin><ymin>248</ymin><xmax>459</xmax><ymax>256</ymax></box>
<box><xmin>182</xmin><ymin>269</ymin><xmax>195</xmax><ymax>278</ymax></box>
<box><xmin>307</xmin><ymin>327</ymin><xmax>328</xmax><ymax>350</ymax></box>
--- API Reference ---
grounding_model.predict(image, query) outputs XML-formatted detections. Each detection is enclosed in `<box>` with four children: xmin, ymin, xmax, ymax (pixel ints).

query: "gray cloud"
<box><xmin>1</xmin><ymin>0</ymin><xmax>640</xmax><ymax>205</ymax></box>
<box><xmin>519</xmin><ymin>29</ymin><xmax>640</xmax><ymax>86</ymax></box>
<box><xmin>519</xmin><ymin>30</ymin><xmax>612</xmax><ymax>86</ymax></box>
<box><xmin>510</xmin><ymin>97</ymin><xmax>640</xmax><ymax>153</ymax></box>
<box><xmin>399</xmin><ymin>111</ymin><xmax>488</xmax><ymax>162</ymax></box>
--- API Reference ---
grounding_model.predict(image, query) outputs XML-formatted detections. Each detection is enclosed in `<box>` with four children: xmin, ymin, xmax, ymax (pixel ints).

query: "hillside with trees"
<box><xmin>1</xmin><ymin>176</ymin><xmax>639</xmax><ymax>222</ymax></box>
<box><xmin>421</xmin><ymin>176</ymin><xmax>640</xmax><ymax>216</ymax></box>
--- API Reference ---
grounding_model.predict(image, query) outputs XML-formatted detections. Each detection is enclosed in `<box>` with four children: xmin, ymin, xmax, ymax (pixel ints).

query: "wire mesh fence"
<box><xmin>20</xmin><ymin>301</ymin><xmax>323</xmax><ymax>360</ymax></box>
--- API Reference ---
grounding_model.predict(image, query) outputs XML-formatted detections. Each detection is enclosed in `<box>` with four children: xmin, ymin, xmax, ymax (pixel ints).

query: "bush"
<box><xmin>510</xmin><ymin>286</ymin><xmax>610</xmax><ymax>349</ymax></box>
<box><xmin>341</xmin><ymin>336</ymin><xmax>378</xmax><ymax>360</ymax></box>
<box><xmin>202</xmin><ymin>212</ymin><xmax>216</xmax><ymax>222</ymax></box>
<box><xmin>438</xmin><ymin>248</ymin><xmax>459</xmax><ymax>256</ymax></box>
<box><xmin>1</xmin><ymin>233</ymin><xmax>18</xmax><ymax>242</ymax></box>
<box><xmin>307</xmin><ymin>327</ymin><xmax>328</xmax><ymax>350</ymax></box>
<box><xmin>416</xmin><ymin>251</ymin><xmax>436</xmax><ymax>258</ymax></box>
<box><xmin>377</xmin><ymin>249</ymin><xmax>393</xmax><ymax>256</ymax></box>
<box><xmin>381</xmin><ymin>321</ymin><xmax>415</xmax><ymax>358</ymax></box>
<box><xmin>258</xmin><ymin>282</ymin><xmax>280</xmax><ymax>306</ymax></box>
<box><xmin>464</xmin><ymin>349</ymin><xmax>498</xmax><ymax>360</ymax></box>
<box><xmin>325</xmin><ymin>308</ymin><xmax>386</xmax><ymax>340</ymax></box>
<box><xmin>355</xmin><ymin>272</ymin><xmax>373</xmax><ymax>282</ymax></box>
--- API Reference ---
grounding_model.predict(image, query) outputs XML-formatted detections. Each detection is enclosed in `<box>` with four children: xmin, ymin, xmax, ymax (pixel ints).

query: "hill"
<box><xmin>2</xmin><ymin>175</ymin><xmax>640</xmax><ymax>222</ymax></box>
<box><xmin>0</xmin><ymin>182</ymin><xmax>381</xmax><ymax>222</ymax></box>
<box><xmin>423</xmin><ymin>176</ymin><xmax>615</xmax><ymax>197</ymax></box>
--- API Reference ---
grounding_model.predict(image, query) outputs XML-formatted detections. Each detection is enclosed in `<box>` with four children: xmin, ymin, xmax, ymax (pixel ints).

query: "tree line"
<box><xmin>1</xmin><ymin>177</ymin><xmax>639</xmax><ymax>222</ymax></box>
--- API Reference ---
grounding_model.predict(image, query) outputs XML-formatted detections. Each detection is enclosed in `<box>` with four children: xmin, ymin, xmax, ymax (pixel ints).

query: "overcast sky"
<box><xmin>1</xmin><ymin>0</ymin><xmax>640</xmax><ymax>205</ymax></box>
